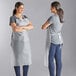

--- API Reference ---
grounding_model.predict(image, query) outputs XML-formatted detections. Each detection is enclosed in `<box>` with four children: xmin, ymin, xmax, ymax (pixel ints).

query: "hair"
<box><xmin>13</xmin><ymin>2</ymin><xmax>24</xmax><ymax>16</ymax></box>
<box><xmin>51</xmin><ymin>1</ymin><xmax>64</xmax><ymax>23</ymax></box>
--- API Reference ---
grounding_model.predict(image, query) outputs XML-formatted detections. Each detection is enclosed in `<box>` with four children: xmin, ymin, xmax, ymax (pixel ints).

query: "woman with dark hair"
<box><xmin>41</xmin><ymin>1</ymin><xmax>64</xmax><ymax>76</ymax></box>
<box><xmin>9</xmin><ymin>2</ymin><xmax>34</xmax><ymax>76</ymax></box>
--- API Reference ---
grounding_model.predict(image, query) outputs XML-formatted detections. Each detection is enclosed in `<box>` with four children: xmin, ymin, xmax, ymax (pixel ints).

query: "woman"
<box><xmin>9</xmin><ymin>2</ymin><xmax>34</xmax><ymax>76</ymax></box>
<box><xmin>41</xmin><ymin>1</ymin><xmax>64</xmax><ymax>76</ymax></box>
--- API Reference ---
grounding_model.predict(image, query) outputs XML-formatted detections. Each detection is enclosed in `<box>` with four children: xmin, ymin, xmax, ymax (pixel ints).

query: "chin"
<box><xmin>19</xmin><ymin>11</ymin><xmax>23</xmax><ymax>13</ymax></box>
<box><xmin>20</xmin><ymin>12</ymin><xmax>23</xmax><ymax>14</ymax></box>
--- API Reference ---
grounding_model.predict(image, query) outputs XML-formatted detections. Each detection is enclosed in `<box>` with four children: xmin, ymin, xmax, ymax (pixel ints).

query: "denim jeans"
<box><xmin>48</xmin><ymin>43</ymin><xmax>63</xmax><ymax>76</ymax></box>
<box><xmin>14</xmin><ymin>65</ymin><xmax>29</xmax><ymax>76</ymax></box>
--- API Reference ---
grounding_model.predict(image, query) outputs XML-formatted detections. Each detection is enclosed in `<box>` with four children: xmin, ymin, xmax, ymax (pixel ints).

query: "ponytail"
<box><xmin>13</xmin><ymin>8</ymin><xmax>16</xmax><ymax>16</ymax></box>
<box><xmin>57</xmin><ymin>8</ymin><xmax>64</xmax><ymax>23</ymax></box>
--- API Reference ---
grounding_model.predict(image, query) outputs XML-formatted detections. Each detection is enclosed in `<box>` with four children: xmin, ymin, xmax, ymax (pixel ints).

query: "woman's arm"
<box><xmin>41</xmin><ymin>16</ymin><xmax>53</xmax><ymax>30</ymax></box>
<box><xmin>41</xmin><ymin>21</ymin><xmax>51</xmax><ymax>30</ymax></box>
<box><xmin>10</xmin><ymin>23</ymin><xmax>23</xmax><ymax>32</ymax></box>
<box><xmin>20</xmin><ymin>22</ymin><xmax>34</xmax><ymax>30</ymax></box>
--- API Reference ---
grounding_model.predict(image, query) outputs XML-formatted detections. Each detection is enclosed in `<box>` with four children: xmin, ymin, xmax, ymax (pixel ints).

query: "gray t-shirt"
<box><xmin>47</xmin><ymin>14</ymin><xmax>63</xmax><ymax>44</ymax></box>
<box><xmin>9</xmin><ymin>15</ymin><xmax>30</xmax><ymax>41</ymax></box>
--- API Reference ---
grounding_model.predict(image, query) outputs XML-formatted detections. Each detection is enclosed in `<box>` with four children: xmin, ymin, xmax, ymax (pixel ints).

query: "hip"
<box><xmin>51</xmin><ymin>34</ymin><xmax>63</xmax><ymax>44</ymax></box>
<box><xmin>11</xmin><ymin>33</ymin><xmax>30</xmax><ymax>41</ymax></box>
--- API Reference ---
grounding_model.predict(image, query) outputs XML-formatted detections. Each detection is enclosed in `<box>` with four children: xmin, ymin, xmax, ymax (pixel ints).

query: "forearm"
<box><xmin>41</xmin><ymin>24</ymin><xmax>47</xmax><ymax>30</ymax></box>
<box><xmin>13</xmin><ymin>25</ymin><xmax>23</xmax><ymax>32</ymax></box>
<box><xmin>11</xmin><ymin>22</ymin><xmax>33</xmax><ymax>32</ymax></box>
<box><xmin>11</xmin><ymin>23</ymin><xmax>24</xmax><ymax>32</ymax></box>
<box><xmin>21</xmin><ymin>23</ymin><xmax>34</xmax><ymax>30</ymax></box>
<box><xmin>41</xmin><ymin>24</ymin><xmax>50</xmax><ymax>30</ymax></box>
<box><xmin>41</xmin><ymin>21</ymin><xmax>50</xmax><ymax>30</ymax></box>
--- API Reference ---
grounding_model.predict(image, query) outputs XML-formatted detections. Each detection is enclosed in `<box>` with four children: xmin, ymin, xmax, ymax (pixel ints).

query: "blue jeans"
<box><xmin>14</xmin><ymin>65</ymin><xmax>29</xmax><ymax>76</ymax></box>
<box><xmin>48</xmin><ymin>43</ymin><xmax>63</xmax><ymax>76</ymax></box>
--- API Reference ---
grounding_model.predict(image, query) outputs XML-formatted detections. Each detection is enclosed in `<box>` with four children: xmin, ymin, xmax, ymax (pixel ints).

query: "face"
<box><xmin>16</xmin><ymin>5</ymin><xmax>24</xmax><ymax>14</ymax></box>
<box><xmin>50</xmin><ymin>6</ymin><xmax>57</xmax><ymax>13</ymax></box>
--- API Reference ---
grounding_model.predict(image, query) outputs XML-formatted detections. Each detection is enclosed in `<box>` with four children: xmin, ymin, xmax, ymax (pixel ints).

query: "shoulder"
<box><xmin>47</xmin><ymin>15</ymin><xmax>53</xmax><ymax>22</ymax></box>
<box><xmin>9</xmin><ymin>16</ymin><xmax>16</xmax><ymax>25</ymax></box>
<box><xmin>23</xmin><ymin>15</ymin><xmax>30</xmax><ymax>22</ymax></box>
<box><xmin>10</xmin><ymin>15</ymin><xmax>15</xmax><ymax>18</ymax></box>
<box><xmin>10</xmin><ymin>15</ymin><xmax>16</xmax><ymax>20</ymax></box>
<box><xmin>51</xmin><ymin>14</ymin><xmax>56</xmax><ymax>18</ymax></box>
<box><xmin>48</xmin><ymin>13</ymin><xmax>55</xmax><ymax>20</ymax></box>
<box><xmin>49</xmin><ymin>16</ymin><xmax>53</xmax><ymax>19</ymax></box>
<box><xmin>51</xmin><ymin>14</ymin><xmax>59</xmax><ymax>21</ymax></box>
<box><xmin>53</xmin><ymin>14</ymin><xmax>59</xmax><ymax>19</ymax></box>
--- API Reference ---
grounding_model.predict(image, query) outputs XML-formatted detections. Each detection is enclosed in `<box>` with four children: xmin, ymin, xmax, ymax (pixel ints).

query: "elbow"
<box><xmin>13</xmin><ymin>27</ymin><xmax>19</xmax><ymax>32</ymax></box>
<box><xmin>41</xmin><ymin>26</ymin><xmax>46</xmax><ymax>30</ymax></box>
<box><xmin>42</xmin><ymin>27</ymin><xmax>46</xmax><ymax>30</ymax></box>
<box><xmin>13</xmin><ymin>28</ymin><xmax>18</xmax><ymax>32</ymax></box>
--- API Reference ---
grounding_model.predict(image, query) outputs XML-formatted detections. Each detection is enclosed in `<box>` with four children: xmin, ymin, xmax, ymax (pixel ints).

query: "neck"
<box><xmin>54</xmin><ymin>11</ymin><xmax>57</xmax><ymax>14</ymax></box>
<box><xmin>15</xmin><ymin>13</ymin><xmax>22</xmax><ymax>18</ymax></box>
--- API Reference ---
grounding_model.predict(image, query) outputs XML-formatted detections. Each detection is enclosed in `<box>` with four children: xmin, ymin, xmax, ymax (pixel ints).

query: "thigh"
<box><xmin>55</xmin><ymin>44</ymin><xmax>63</xmax><ymax>62</ymax></box>
<box><xmin>49</xmin><ymin>43</ymin><xmax>57</xmax><ymax>59</ymax></box>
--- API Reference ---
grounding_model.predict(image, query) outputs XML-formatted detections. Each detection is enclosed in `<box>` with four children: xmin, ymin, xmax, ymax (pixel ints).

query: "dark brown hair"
<box><xmin>13</xmin><ymin>2</ymin><xmax>24</xmax><ymax>16</ymax></box>
<box><xmin>51</xmin><ymin>1</ymin><xmax>64</xmax><ymax>23</ymax></box>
